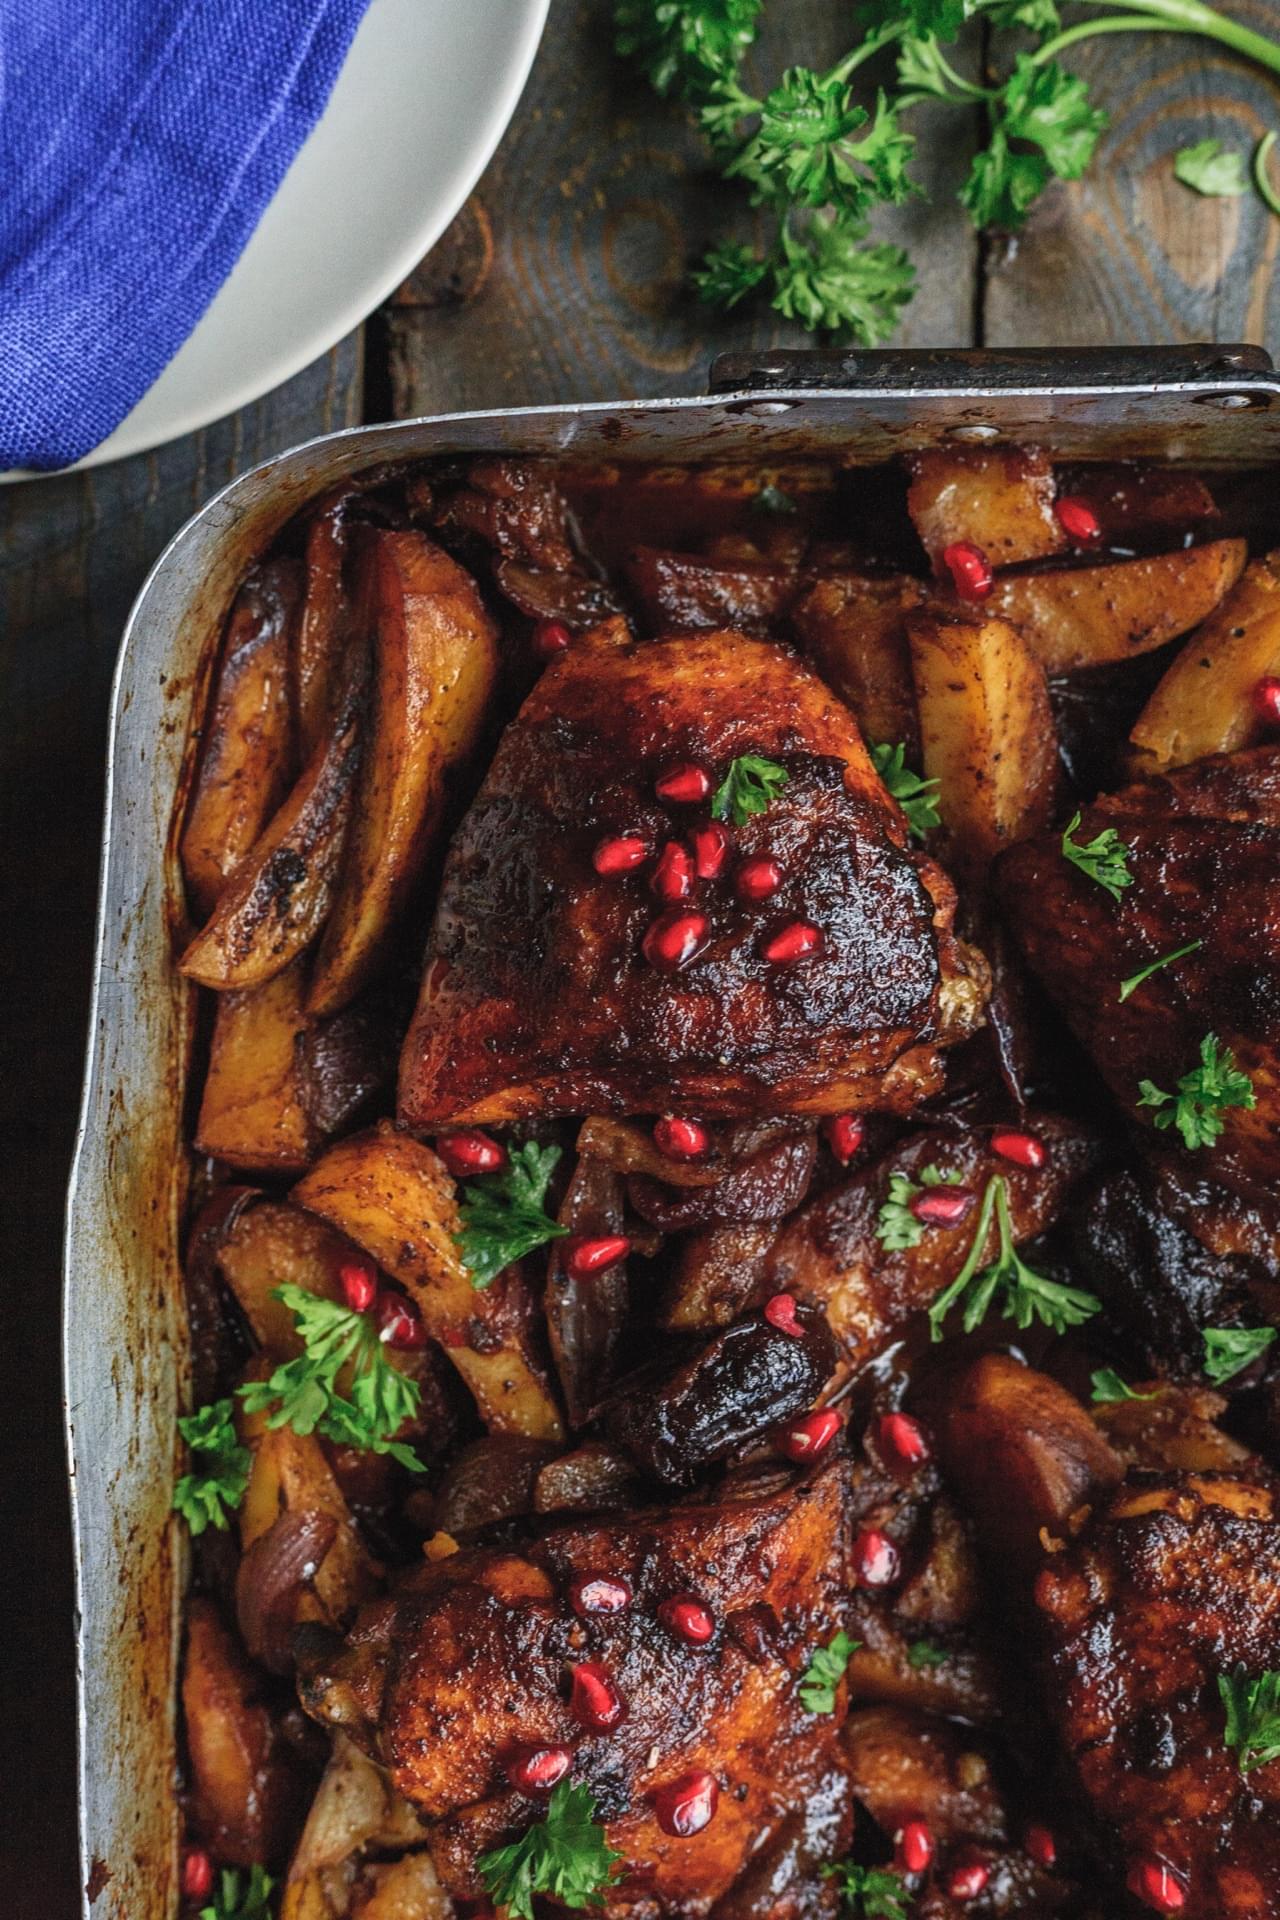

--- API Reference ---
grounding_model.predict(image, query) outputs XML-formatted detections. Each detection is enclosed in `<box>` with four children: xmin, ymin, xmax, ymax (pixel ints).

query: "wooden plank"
<box><xmin>387</xmin><ymin>0</ymin><xmax>981</xmax><ymax>418</ymax></box>
<box><xmin>983</xmin><ymin>15</ymin><xmax>1280</xmax><ymax>345</ymax></box>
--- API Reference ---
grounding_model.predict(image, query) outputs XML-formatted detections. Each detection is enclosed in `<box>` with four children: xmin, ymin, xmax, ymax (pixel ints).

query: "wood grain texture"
<box><xmin>983</xmin><ymin>5</ymin><xmax>1280</xmax><ymax>346</ymax></box>
<box><xmin>387</xmin><ymin>0</ymin><xmax>982</xmax><ymax>418</ymax></box>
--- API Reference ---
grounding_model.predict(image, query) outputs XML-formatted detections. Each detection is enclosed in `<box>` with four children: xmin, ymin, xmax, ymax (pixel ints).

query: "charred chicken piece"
<box><xmin>298</xmin><ymin>1461</ymin><xmax>852</xmax><ymax>1917</ymax></box>
<box><xmin>996</xmin><ymin>747</ymin><xmax>1280</xmax><ymax>1209</ymax></box>
<box><xmin>398</xmin><ymin>629</ymin><xmax>988</xmax><ymax>1128</ymax></box>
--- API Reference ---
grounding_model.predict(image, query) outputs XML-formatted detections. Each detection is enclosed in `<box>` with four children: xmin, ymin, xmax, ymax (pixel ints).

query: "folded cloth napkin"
<box><xmin>0</xmin><ymin>0</ymin><xmax>374</xmax><ymax>470</ymax></box>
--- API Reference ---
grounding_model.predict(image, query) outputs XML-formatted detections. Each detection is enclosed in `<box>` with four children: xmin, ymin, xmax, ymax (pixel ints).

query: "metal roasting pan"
<box><xmin>64</xmin><ymin>344</ymin><xmax>1280</xmax><ymax>1919</ymax></box>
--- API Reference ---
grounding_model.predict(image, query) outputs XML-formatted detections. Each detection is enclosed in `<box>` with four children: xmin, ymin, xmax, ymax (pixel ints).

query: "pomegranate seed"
<box><xmin>593</xmin><ymin>834</ymin><xmax>649</xmax><ymax>876</ymax></box>
<box><xmin>655</xmin><ymin>762</ymin><xmax>712</xmax><ymax>805</ymax></box>
<box><xmin>643</xmin><ymin>909</ymin><xmax>710</xmax><ymax>972</ymax></box>
<box><xmin>569</xmin><ymin>1661</ymin><xmax>626</xmax><ymax>1731</ymax></box>
<box><xmin>763</xmin><ymin>1292</ymin><xmax>803</xmax><ymax>1338</ymax></box>
<box><xmin>653</xmin><ymin>1116</ymin><xmax>708</xmax><ymax>1160</ymax></box>
<box><xmin>658</xmin><ymin>1594</ymin><xmax>715</xmax><ymax>1644</ymax></box>
<box><xmin>852</xmin><ymin>1528</ymin><xmax>900</xmax><ymax>1588</ymax></box>
<box><xmin>435</xmin><ymin>1129</ymin><xmax>507</xmax><ymax>1177</ymax></box>
<box><xmin>651</xmin><ymin>840</ymin><xmax>696</xmax><ymax>902</ymax></box>
<box><xmin>946</xmin><ymin>1858</ymin><xmax>991</xmax><ymax>1902</ymax></box>
<box><xmin>778</xmin><ymin>1409</ymin><xmax>842</xmax><ymax>1462</ymax></box>
<box><xmin>1055</xmin><ymin>495</ymin><xmax>1102</xmax><ymax>542</ymax></box>
<box><xmin>1025</xmin><ymin>1824</ymin><xmax>1057</xmax><ymax>1870</ymax></box>
<box><xmin>760</xmin><ymin>920</ymin><xmax>823</xmax><ymax>965</ymax></box>
<box><xmin>691</xmin><ymin>823</ymin><xmax>730</xmax><ymax>880</ymax></box>
<box><xmin>566</xmin><ymin>1235</ymin><xmax>631</xmax><ymax>1277</ymax></box>
<box><xmin>896</xmin><ymin>1820</ymin><xmax>934</xmax><ymax>1875</ymax></box>
<box><xmin>942</xmin><ymin>540</ymin><xmax>993</xmax><ymax>601</ymax></box>
<box><xmin>876</xmin><ymin>1411</ymin><xmax>930</xmax><ymax>1467</ymax></box>
<box><xmin>506</xmin><ymin>1743</ymin><xmax>572</xmax><ymax>1794</ymax></box>
<box><xmin>377</xmin><ymin>1293</ymin><xmax>427</xmax><ymax>1349</ymax></box>
<box><xmin>909</xmin><ymin>1186</ymin><xmax>976</xmax><ymax>1227</ymax></box>
<box><xmin>182</xmin><ymin>1849</ymin><xmax>214</xmax><ymax>1900</ymax></box>
<box><xmin>991</xmin><ymin>1128</ymin><xmax>1046</xmax><ymax>1170</ymax></box>
<box><xmin>569</xmin><ymin>1574</ymin><xmax>632</xmax><ymax>1616</ymax></box>
<box><xmin>823</xmin><ymin>1113</ymin><xmax>864</xmax><ymax>1165</ymax></box>
<box><xmin>1252</xmin><ymin>675</ymin><xmax>1280</xmax><ymax>725</ymax></box>
<box><xmin>534</xmin><ymin>619</ymin><xmax>572</xmax><ymax>658</ymax></box>
<box><xmin>734</xmin><ymin>856</ymin><xmax>783</xmax><ymax>903</ymax></box>
<box><xmin>339</xmin><ymin>1261</ymin><xmax>378</xmax><ymax>1314</ymax></box>
<box><xmin>1127</xmin><ymin>1860</ymin><xmax>1186</xmax><ymax>1913</ymax></box>
<box><xmin>654</xmin><ymin>1770</ymin><xmax>719</xmax><ymax>1838</ymax></box>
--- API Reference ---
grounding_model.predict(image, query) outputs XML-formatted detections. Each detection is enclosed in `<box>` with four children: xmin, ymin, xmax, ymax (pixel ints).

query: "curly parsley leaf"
<box><xmin>876</xmin><ymin>1164</ymin><xmax>964</xmax><ymax>1252</ymax></box>
<box><xmin>799</xmin><ymin>1629</ymin><xmax>859</xmax><ymax>1713</ymax></box>
<box><xmin>477</xmin><ymin>1779</ymin><xmax>623</xmax><ymax>1919</ymax></box>
<box><xmin>455</xmin><ymin>1141</ymin><xmax>568</xmax><ymax>1290</ymax></box>
<box><xmin>1118</xmin><ymin>939</ymin><xmax>1203</xmax><ymax>1003</ymax></box>
<box><xmin>614</xmin><ymin>0</ymin><xmax>762</xmax><ymax>98</ymax></box>
<box><xmin>1203</xmin><ymin>1325</ymin><xmax>1277</xmax><ymax>1387</ymax></box>
<box><xmin>1219</xmin><ymin>1667</ymin><xmax>1280</xmax><ymax>1774</ymax></box>
<box><xmin>1137</xmin><ymin>1032</ymin><xmax>1257</xmax><ymax>1151</ymax></box>
<box><xmin>1090</xmin><ymin>1368</ymin><xmax>1156</xmax><ymax>1405</ymax></box>
<box><xmin>870</xmin><ymin>741</ymin><xmax>942</xmax><ymax>839</ymax></box>
<box><xmin>928</xmin><ymin>1176</ymin><xmax>1100</xmax><ymax>1342</ymax></box>
<box><xmin>821</xmin><ymin>1858</ymin><xmax>910</xmax><ymax>1920</ymax></box>
<box><xmin>1176</xmin><ymin>137</ymin><xmax>1249</xmax><ymax>196</ymax></box>
<box><xmin>201</xmin><ymin>1866</ymin><xmax>275</xmax><ymax>1920</ymax></box>
<box><xmin>238</xmin><ymin>1287</ymin><xmax>423</xmax><ymax>1469</ymax></box>
<box><xmin>711</xmin><ymin>752</ymin><xmax>790</xmax><ymax>824</ymax></box>
<box><xmin>174</xmin><ymin>1398</ymin><xmax>251</xmax><ymax>1536</ymax></box>
<box><xmin>693</xmin><ymin>238</ymin><xmax>771</xmax><ymax>307</ymax></box>
<box><xmin>907</xmin><ymin>1638</ymin><xmax>949</xmax><ymax>1669</ymax></box>
<box><xmin>772</xmin><ymin>213</ymin><xmax>916</xmax><ymax>341</ymax></box>
<box><xmin>1061</xmin><ymin>810</ymin><xmax>1133</xmax><ymax>901</ymax></box>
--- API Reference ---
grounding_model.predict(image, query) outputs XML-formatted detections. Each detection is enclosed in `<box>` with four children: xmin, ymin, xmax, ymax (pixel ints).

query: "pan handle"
<box><xmin>707</xmin><ymin>343</ymin><xmax>1275</xmax><ymax>395</ymax></box>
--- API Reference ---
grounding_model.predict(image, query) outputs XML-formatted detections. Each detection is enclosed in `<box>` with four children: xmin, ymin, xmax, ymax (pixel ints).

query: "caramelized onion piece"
<box><xmin>236</xmin><ymin>1509</ymin><xmax>339</xmax><ymax>1675</ymax></box>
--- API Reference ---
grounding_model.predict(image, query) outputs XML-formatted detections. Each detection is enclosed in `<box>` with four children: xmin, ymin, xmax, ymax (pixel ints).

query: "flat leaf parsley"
<box><xmin>822</xmin><ymin>1859</ymin><xmax>909</xmax><ymax>1919</ymax></box>
<box><xmin>173</xmin><ymin>1398</ymin><xmax>251</xmax><ymax>1535</ymax></box>
<box><xmin>455</xmin><ymin>1141</ymin><xmax>568</xmax><ymax>1290</ymax></box>
<box><xmin>1061</xmin><ymin>810</ymin><xmax>1133</xmax><ymax>901</ymax></box>
<box><xmin>1137</xmin><ymin>1032</ymin><xmax>1256</xmax><ymax>1150</ymax></box>
<box><xmin>711</xmin><ymin>753</ymin><xmax>790</xmax><ymax>825</ymax></box>
<box><xmin>1203</xmin><ymin>1325</ymin><xmax>1276</xmax><ymax>1386</ymax></box>
<box><xmin>477</xmin><ymin>1779</ymin><xmax>622</xmax><ymax>1919</ymax></box>
<box><xmin>799</xmin><ymin>1629</ymin><xmax>858</xmax><ymax>1713</ymax></box>
<box><xmin>1219</xmin><ymin>1667</ymin><xmax>1280</xmax><ymax>1774</ymax></box>
<box><xmin>876</xmin><ymin>1164</ymin><xmax>963</xmax><ymax>1252</ymax></box>
<box><xmin>1176</xmin><ymin>137</ymin><xmax>1249</xmax><ymax>195</ymax></box>
<box><xmin>201</xmin><ymin>1866</ymin><xmax>275</xmax><ymax>1920</ymax></box>
<box><xmin>870</xmin><ymin>741</ymin><xmax>941</xmax><ymax>840</ymax></box>
<box><xmin>1090</xmin><ymin>1368</ymin><xmax>1156</xmax><ymax>1405</ymax></box>
<box><xmin>928</xmin><ymin>1175</ymin><xmax>1099</xmax><ymax>1341</ymax></box>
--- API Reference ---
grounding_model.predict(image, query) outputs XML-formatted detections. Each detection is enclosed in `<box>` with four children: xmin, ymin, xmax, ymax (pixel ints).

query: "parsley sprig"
<box><xmin>616</xmin><ymin>0</ymin><xmax>1280</xmax><ymax>344</ymax></box>
<box><xmin>1176</xmin><ymin>136</ymin><xmax>1249</xmax><ymax>195</ymax></box>
<box><xmin>876</xmin><ymin>1163</ymin><xmax>963</xmax><ymax>1251</ymax></box>
<box><xmin>477</xmin><ymin>1780</ymin><xmax>622</xmax><ymax>1919</ymax></box>
<box><xmin>1090</xmin><ymin>1368</ymin><xmax>1156</xmax><ymax>1404</ymax></box>
<box><xmin>822</xmin><ymin>1859</ymin><xmax>909</xmax><ymax>1920</ymax></box>
<box><xmin>711</xmin><ymin>753</ymin><xmax>790</xmax><ymax>825</ymax></box>
<box><xmin>173</xmin><ymin>1398</ymin><xmax>251</xmax><ymax>1535</ymax></box>
<box><xmin>928</xmin><ymin>1175</ymin><xmax>1100</xmax><ymax>1341</ymax></box>
<box><xmin>200</xmin><ymin>1866</ymin><xmax>275</xmax><ymax>1920</ymax></box>
<box><xmin>238</xmin><ymin>1286</ymin><xmax>424</xmax><ymax>1471</ymax></box>
<box><xmin>799</xmin><ymin>1629</ymin><xmax>858</xmax><ymax>1712</ymax></box>
<box><xmin>870</xmin><ymin>741</ymin><xmax>941</xmax><ymax>840</ymax></box>
<box><xmin>1137</xmin><ymin>1032</ymin><xmax>1257</xmax><ymax>1150</ymax></box>
<box><xmin>1061</xmin><ymin>810</ymin><xmax>1133</xmax><ymax>901</ymax></box>
<box><xmin>454</xmin><ymin>1141</ymin><xmax>568</xmax><ymax>1290</ymax></box>
<box><xmin>1203</xmin><ymin>1325</ymin><xmax>1276</xmax><ymax>1386</ymax></box>
<box><xmin>1219</xmin><ymin>1668</ymin><xmax>1280</xmax><ymax>1775</ymax></box>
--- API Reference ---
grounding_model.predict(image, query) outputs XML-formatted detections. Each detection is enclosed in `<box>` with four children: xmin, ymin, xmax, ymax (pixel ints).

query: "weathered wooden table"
<box><xmin>2</xmin><ymin>1</ymin><xmax>1276</xmax><ymax>1910</ymax></box>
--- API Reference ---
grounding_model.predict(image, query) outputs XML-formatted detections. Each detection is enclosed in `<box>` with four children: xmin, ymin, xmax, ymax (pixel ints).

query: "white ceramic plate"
<box><xmin>17</xmin><ymin>0</ymin><xmax>548</xmax><ymax>477</ymax></box>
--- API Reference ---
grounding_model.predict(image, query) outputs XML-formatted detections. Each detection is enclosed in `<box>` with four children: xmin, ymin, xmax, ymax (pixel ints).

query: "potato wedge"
<box><xmin>1128</xmin><ymin>551</ymin><xmax>1280</xmax><ymax>773</ymax></box>
<box><xmin>295</xmin><ymin>492</ymin><xmax>351</xmax><ymax>762</ymax></box>
<box><xmin>216</xmin><ymin>1199</ymin><xmax>358</xmax><ymax>1354</ymax></box>
<box><xmin>195</xmin><ymin>958</ymin><xmax>317</xmax><ymax>1172</ymax></box>
<box><xmin>789</xmin><ymin>570</ymin><xmax>923</xmax><ymax>755</ymax></box>
<box><xmin>908</xmin><ymin>445</ymin><xmax>1063</xmax><ymax>568</ymax></box>
<box><xmin>354</xmin><ymin>1855</ymin><xmax>452</xmax><ymax>1920</ymax></box>
<box><xmin>179</xmin><ymin>642</ymin><xmax>368</xmax><ymax>990</ymax></box>
<box><xmin>907</xmin><ymin>610</ymin><xmax>1057</xmax><ymax>878</ymax></box>
<box><xmin>181</xmin><ymin>560</ymin><xmax>300</xmax><ymax>920</ymax></box>
<box><xmin>292</xmin><ymin>1126</ymin><xmax>564</xmax><ymax>1442</ymax></box>
<box><xmin>986</xmin><ymin>537</ymin><xmax>1247</xmax><ymax>672</ymax></box>
<box><xmin>238</xmin><ymin>1399</ymin><xmax>378</xmax><ymax>1629</ymax></box>
<box><xmin>309</xmin><ymin>531</ymin><xmax>499</xmax><ymax>1018</ymax></box>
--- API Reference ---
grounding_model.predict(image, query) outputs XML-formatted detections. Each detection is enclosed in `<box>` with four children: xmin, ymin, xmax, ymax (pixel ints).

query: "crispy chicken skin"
<box><xmin>398</xmin><ymin>628</ymin><xmax>987</xmax><ymax>1129</ymax></box>
<box><xmin>996</xmin><ymin>747</ymin><xmax>1280</xmax><ymax>1207</ymax></box>
<box><xmin>1036</xmin><ymin>1474</ymin><xmax>1280</xmax><ymax>1917</ymax></box>
<box><xmin>298</xmin><ymin>1462</ymin><xmax>852</xmax><ymax>1917</ymax></box>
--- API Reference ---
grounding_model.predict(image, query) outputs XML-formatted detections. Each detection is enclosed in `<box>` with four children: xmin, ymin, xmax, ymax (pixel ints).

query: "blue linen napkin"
<box><xmin>0</xmin><ymin>0</ymin><xmax>374</xmax><ymax>470</ymax></box>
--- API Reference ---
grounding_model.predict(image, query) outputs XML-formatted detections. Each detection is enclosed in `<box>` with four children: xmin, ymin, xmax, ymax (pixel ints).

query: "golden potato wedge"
<box><xmin>986</xmin><ymin>537</ymin><xmax>1246</xmax><ymax>672</ymax></box>
<box><xmin>238</xmin><ymin>1400</ymin><xmax>378</xmax><ymax>1630</ymax></box>
<box><xmin>789</xmin><ymin>570</ymin><xmax>923</xmax><ymax>755</ymax></box>
<box><xmin>309</xmin><ymin>531</ymin><xmax>499</xmax><ymax>1018</ymax></box>
<box><xmin>292</xmin><ymin>1125</ymin><xmax>564</xmax><ymax>1442</ymax></box>
<box><xmin>179</xmin><ymin>641</ymin><xmax>368</xmax><ymax>991</ymax></box>
<box><xmin>354</xmin><ymin>1855</ymin><xmax>452</xmax><ymax>1920</ymax></box>
<box><xmin>195</xmin><ymin>958</ymin><xmax>317</xmax><ymax>1172</ymax></box>
<box><xmin>908</xmin><ymin>445</ymin><xmax>1064</xmax><ymax>568</ymax></box>
<box><xmin>280</xmin><ymin>1880</ymin><xmax>346</xmax><ymax>1920</ymax></box>
<box><xmin>181</xmin><ymin>560</ymin><xmax>300</xmax><ymax>920</ymax></box>
<box><xmin>907</xmin><ymin>610</ymin><xmax>1057</xmax><ymax>878</ymax></box>
<box><xmin>290</xmin><ymin>1734</ymin><xmax>428</xmax><ymax>1884</ymax></box>
<box><xmin>1128</xmin><ymin>551</ymin><xmax>1280</xmax><ymax>773</ymax></box>
<box><xmin>216</xmin><ymin>1199</ymin><xmax>358</xmax><ymax>1354</ymax></box>
<box><xmin>295</xmin><ymin>493</ymin><xmax>351</xmax><ymax>762</ymax></box>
